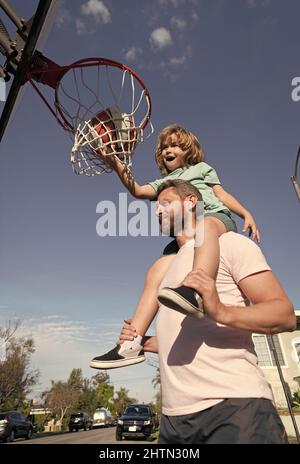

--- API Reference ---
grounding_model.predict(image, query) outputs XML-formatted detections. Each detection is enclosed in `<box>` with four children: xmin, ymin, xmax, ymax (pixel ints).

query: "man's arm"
<box><xmin>143</xmin><ymin>335</ymin><xmax>158</xmax><ymax>353</ymax></box>
<box><xmin>183</xmin><ymin>269</ymin><xmax>296</xmax><ymax>334</ymax></box>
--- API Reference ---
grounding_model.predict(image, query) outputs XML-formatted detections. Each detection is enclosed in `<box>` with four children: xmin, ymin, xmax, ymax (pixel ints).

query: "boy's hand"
<box><xmin>243</xmin><ymin>212</ymin><xmax>260</xmax><ymax>243</ymax></box>
<box><xmin>91</xmin><ymin>146</ymin><xmax>117</xmax><ymax>169</ymax></box>
<box><xmin>103</xmin><ymin>153</ymin><xmax>118</xmax><ymax>169</ymax></box>
<box><xmin>117</xmin><ymin>319</ymin><xmax>137</xmax><ymax>345</ymax></box>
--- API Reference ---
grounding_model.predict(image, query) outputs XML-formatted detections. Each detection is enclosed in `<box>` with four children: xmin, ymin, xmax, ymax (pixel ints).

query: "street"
<box><xmin>6</xmin><ymin>427</ymin><xmax>157</xmax><ymax>445</ymax></box>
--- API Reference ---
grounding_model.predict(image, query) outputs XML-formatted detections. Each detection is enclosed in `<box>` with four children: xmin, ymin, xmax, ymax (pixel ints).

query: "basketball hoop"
<box><xmin>26</xmin><ymin>56</ymin><xmax>153</xmax><ymax>176</ymax></box>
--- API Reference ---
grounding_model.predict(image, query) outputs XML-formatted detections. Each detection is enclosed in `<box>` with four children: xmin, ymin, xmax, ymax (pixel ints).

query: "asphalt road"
<box><xmin>8</xmin><ymin>427</ymin><xmax>158</xmax><ymax>445</ymax></box>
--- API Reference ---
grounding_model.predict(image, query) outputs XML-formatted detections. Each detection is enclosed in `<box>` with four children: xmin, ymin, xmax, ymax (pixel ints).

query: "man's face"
<box><xmin>156</xmin><ymin>187</ymin><xmax>186</xmax><ymax>237</ymax></box>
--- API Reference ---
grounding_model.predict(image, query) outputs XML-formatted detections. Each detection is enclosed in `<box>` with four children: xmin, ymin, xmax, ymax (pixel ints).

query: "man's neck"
<box><xmin>176</xmin><ymin>228</ymin><xmax>196</xmax><ymax>248</ymax></box>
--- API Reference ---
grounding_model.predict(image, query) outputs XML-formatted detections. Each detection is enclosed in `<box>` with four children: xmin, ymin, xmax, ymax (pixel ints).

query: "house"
<box><xmin>252</xmin><ymin>310</ymin><xmax>300</xmax><ymax>407</ymax></box>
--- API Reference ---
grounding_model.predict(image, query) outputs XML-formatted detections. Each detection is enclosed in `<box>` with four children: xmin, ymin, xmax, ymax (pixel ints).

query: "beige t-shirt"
<box><xmin>156</xmin><ymin>232</ymin><xmax>274</xmax><ymax>416</ymax></box>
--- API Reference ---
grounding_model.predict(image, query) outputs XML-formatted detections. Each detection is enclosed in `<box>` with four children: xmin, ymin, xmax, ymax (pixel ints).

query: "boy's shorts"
<box><xmin>163</xmin><ymin>209</ymin><xmax>237</xmax><ymax>255</ymax></box>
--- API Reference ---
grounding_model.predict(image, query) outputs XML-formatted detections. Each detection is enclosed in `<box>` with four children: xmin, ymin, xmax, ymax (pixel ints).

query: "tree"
<box><xmin>67</xmin><ymin>368</ymin><xmax>84</xmax><ymax>392</ymax></box>
<box><xmin>72</xmin><ymin>370</ymin><xmax>113</xmax><ymax>415</ymax></box>
<box><xmin>91</xmin><ymin>372</ymin><xmax>109</xmax><ymax>388</ymax></box>
<box><xmin>113</xmin><ymin>387</ymin><xmax>137</xmax><ymax>415</ymax></box>
<box><xmin>0</xmin><ymin>321</ymin><xmax>39</xmax><ymax>411</ymax></box>
<box><xmin>43</xmin><ymin>380</ymin><xmax>78</xmax><ymax>423</ymax></box>
<box><xmin>95</xmin><ymin>383</ymin><xmax>114</xmax><ymax>410</ymax></box>
<box><xmin>292</xmin><ymin>389</ymin><xmax>300</xmax><ymax>410</ymax></box>
<box><xmin>151</xmin><ymin>367</ymin><xmax>162</xmax><ymax>415</ymax></box>
<box><xmin>152</xmin><ymin>368</ymin><xmax>161</xmax><ymax>389</ymax></box>
<box><xmin>42</xmin><ymin>368</ymin><xmax>115</xmax><ymax>422</ymax></box>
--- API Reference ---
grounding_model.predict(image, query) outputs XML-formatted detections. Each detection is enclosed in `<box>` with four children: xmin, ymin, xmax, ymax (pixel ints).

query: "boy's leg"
<box><xmin>192</xmin><ymin>216</ymin><xmax>226</xmax><ymax>276</ymax></box>
<box><xmin>90</xmin><ymin>254</ymin><xmax>176</xmax><ymax>369</ymax></box>
<box><xmin>130</xmin><ymin>254</ymin><xmax>176</xmax><ymax>336</ymax></box>
<box><xmin>157</xmin><ymin>217</ymin><xmax>226</xmax><ymax>318</ymax></box>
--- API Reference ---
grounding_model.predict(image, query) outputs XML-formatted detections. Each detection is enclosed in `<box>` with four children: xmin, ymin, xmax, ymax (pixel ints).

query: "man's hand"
<box><xmin>182</xmin><ymin>269</ymin><xmax>227</xmax><ymax>323</ymax></box>
<box><xmin>243</xmin><ymin>212</ymin><xmax>260</xmax><ymax>243</ymax></box>
<box><xmin>117</xmin><ymin>319</ymin><xmax>137</xmax><ymax>345</ymax></box>
<box><xmin>117</xmin><ymin>319</ymin><xmax>159</xmax><ymax>353</ymax></box>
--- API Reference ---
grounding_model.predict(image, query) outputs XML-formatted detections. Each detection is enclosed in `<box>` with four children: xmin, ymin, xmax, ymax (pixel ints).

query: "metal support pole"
<box><xmin>267</xmin><ymin>335</ymin><xmax>300</xmax><ymax>443</ymax></box>
<box><xmin>0</xmin><ymin>0</ymin><xmax>24</xmax><ymax>32</ymax></box>
<box><xmin>291</xmin><ymin>146</ymin><xmax>300</xmax><ymax>201</ymax></box>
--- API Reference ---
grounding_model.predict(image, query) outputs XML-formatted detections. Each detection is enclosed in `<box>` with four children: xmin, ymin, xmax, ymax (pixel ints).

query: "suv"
<box><xmin>116</xmin><ymin>404</ymin><xmax>157</xmax><ymax>441</ymax></box>
<box><xmin>68</xmin><ymin>412</ymin><xmax>93</xmax><ymax>432</ymax></box>
<box><xmin>0</xmin><ymin>411</ymin><xmax>34</xmax><ymax>442</ymax></box>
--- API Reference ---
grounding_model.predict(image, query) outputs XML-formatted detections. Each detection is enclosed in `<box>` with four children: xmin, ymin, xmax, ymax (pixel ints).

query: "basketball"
<box><xmin>87</xmin><ymin>107</ymin><xmax>137</xmax><ymax>159</ymax></box>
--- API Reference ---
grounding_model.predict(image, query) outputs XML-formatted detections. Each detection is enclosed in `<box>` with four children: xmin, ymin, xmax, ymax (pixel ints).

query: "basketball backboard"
<box><xmin>0</xmin><ymin>0</ymin><xmax>60</xmax><ymax>142</ymax></box>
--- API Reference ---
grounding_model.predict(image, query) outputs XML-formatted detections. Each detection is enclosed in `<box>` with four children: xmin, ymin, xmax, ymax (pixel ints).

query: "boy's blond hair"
<box><xmin>155</xmin><ymin>125</ymin><xmax>205</xmax><ymax>176</ymax></box>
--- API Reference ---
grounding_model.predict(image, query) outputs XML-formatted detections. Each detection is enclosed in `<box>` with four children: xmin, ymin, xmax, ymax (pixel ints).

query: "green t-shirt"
<box><xmin>149</xmin><ymin>162</ymin><xmax>227</xmax><ymax>213</ymax></box>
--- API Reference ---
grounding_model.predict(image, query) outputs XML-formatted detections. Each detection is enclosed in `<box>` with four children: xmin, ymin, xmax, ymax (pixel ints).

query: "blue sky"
<box><xmin>0</xmin><ymin>0</ymin><xmax>300</xmax><ymax>404</ymax></box>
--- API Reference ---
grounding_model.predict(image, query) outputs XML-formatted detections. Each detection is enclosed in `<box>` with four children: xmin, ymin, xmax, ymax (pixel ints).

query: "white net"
<box><xmin>55</xmin><ymin>60</ymin><xmax>153</xmax><ymax>176</ymax></box>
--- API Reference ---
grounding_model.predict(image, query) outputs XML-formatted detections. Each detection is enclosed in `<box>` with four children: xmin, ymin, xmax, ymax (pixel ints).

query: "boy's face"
<box><xmin>161</xmin><ymin>134</ymin><xmax>187</xmax><ymax>171</ymax></box>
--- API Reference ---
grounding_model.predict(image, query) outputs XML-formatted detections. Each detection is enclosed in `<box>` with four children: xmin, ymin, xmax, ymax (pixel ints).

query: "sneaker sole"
<box><xmin>158</xmin><ymin>288</ymin><xmax>205</xmax><ymax>319</ymax></box>
<box><xmin>89</xmin><ymin>355</ymin><xmax>145</xmax><ymax>370</ymax></box>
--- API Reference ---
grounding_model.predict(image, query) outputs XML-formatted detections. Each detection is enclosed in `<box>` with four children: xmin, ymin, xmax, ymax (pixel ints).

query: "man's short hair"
<box><xmin>156</xmin><ymin>179</ymin><xmax>203</xmax><ymax>201</ymax></box>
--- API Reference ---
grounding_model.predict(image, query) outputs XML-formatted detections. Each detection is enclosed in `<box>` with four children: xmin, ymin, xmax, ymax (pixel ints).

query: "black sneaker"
<box><xmin>90</xmin><ymin>344</ymin><xmax>145</xmax><ymax>369</ymax></box>
<box><xmin>157</xmin><ymin>285</ymin><xmax>205</xmax><ymax>319</ymax></box>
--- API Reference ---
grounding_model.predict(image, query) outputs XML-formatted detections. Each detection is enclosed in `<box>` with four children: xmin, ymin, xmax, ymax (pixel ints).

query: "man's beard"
<box><xmin>159</xmin><ymin>215</ymin><xmax>184</xmax><ymax>237</ymax></box>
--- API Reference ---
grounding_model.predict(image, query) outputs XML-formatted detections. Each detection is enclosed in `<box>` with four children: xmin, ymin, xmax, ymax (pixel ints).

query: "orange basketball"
<box><xmin>91</xmin><ymin>108</ymin><xmax>117</xmax><ymax>145</ymax></box>
<box><xmin>88</xmin><ymin>107</ymin><xmax>137</xmax><ymax>159</ymax></box>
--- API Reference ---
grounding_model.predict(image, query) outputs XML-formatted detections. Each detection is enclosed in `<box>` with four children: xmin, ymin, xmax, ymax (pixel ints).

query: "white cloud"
<box><xmin>81</xmin><ymin>0</ymin><xmax>111</xmax><ymax>24</ymax></box>
<box><xmin>150</xmin><ymin>27</ymin><xmax>173</xmax><ymax>50</ymax></box>
<box><xmin>124</xmin><ymin>47</ymin><xmax>143</xmax><ymax>62</ymax></box>
<box><xmin>169</xmin><ymin>45</ymin><xmax>192</xmax><ymax>66</ymax></box>
<box><xmin>169</xmin><ymin>55</ymin><xmax>187</xmax><ymax>66</ymax></box>
<box><xmin>158</xmin><ymin>0</ymin><xmax>198</xmax><ymax>7</ymax></box>
<box><xmin>158</xmin><ymin>0</ymin><xmax>184</xmax><ymax>6</ymax></box>
<box><xmin>247</xmin><ymin>0</ymin><xmax>270</xmax><ymax>7</ymax></box>
<box><xmin>17</xmin><ymin>316</ymin><xmax>155</xmax><ymax>403</ymax></box>
<box><xmin>75</xmin><ymin>18</ymin><xmax>86</xmax><ymax>35</ymax></box>
<box><xmin>55</xmin><ymin>8</ymin><xmax>72</xmax><ymax>27</ymax></box>
<box><xmin>170</xmin><ymin>16</ymin><xmax>187</xmax><ymax>31</ymax></box>
<box><xmin>191</xmin><ymin>11</ymin><xmax>199</xmax><ymax>22</ymax></box>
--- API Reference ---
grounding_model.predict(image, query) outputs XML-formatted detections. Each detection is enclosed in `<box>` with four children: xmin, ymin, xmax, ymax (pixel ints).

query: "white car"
<box><xmin>92</xmin><ymin>408</ymin><xmax>113</xmax><ymax>428</ymax></box>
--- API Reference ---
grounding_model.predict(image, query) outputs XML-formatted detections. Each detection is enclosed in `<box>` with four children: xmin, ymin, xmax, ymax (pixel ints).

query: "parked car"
<box><xmin>0</xmin><ymin>411</ymin><xmax>34</xmax><ymax>442</ymax></box>
<box><xmin>92</xmin><ymin>408</ymin><xmax>114</xmax><ymax>428</ymax></box>
<box><xmin>115</xmin><ymin>404</ymin><xmax>157</xmax><ymax>441</ymax></box>
<box><xmin>68</xmin><ymin>412</ymin><xmax>93</xmax><ymax>432</ymax></box>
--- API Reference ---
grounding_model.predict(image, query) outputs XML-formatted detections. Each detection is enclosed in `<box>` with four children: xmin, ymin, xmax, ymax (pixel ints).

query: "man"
<box><xmin>120</xmin><ymin>179</ymin><xmax>296</xmax><ymax>444</ymax></box>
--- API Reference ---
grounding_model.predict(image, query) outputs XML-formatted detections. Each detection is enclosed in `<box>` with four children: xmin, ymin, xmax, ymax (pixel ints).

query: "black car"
<box><xmin>68</xmin><ymin>412</ymin><xmax>93</xmax><ymax>432</ymax></box>
<box><xmin>116</xmin><ymin>404</ymin><xmax>157</xmax><ymax>441</ymax></box>
<box><xmin>0</xmin><ymin>411</ymin><xmax>34</xmax><ymax>442</ymax></box>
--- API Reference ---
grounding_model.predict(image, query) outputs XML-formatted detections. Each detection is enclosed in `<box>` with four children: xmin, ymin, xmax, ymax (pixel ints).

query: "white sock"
<box><xmin>119</xmin><ymin>334</ymin><xmax>143</xmax><ymax>353</ymax></box>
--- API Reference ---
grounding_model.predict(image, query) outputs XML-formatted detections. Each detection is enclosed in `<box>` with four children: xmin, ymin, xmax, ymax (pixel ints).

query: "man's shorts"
<box><xmin>162</xmin><ymin>210</ymin><xmax>237</xmax><ymax>256</ymax></box>
<box><xmin>158</xmin><ymin>398</ymin><xmax>288</xmax><ymax>444</ymax></box>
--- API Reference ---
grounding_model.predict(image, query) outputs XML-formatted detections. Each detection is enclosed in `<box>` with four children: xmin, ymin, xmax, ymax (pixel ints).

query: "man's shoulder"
<box><xmin>219</xmin><ymin>232</ymin><xmax>270</xmax><ymax>279</ymax></box>
<box><xmin>219</xmin><ymin>232</ymin><xmax>264</xmax><ymax>259</ymax></box>
<box><xmin>219</xmin><ymin>231</ymin><xmax>255</xmax><ymax>246</ymax></box>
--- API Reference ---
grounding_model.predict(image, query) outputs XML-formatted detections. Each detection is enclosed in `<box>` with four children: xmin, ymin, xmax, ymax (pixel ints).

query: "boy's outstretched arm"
<box><xmin>211</xmin><ymin>184</ymin><xmax>260</xmax><ymax>242</ymax></box>
<box><xmin>105</xmin><ymin>155</ymin><xmax>156</xmax><ymax>199</ymax></box>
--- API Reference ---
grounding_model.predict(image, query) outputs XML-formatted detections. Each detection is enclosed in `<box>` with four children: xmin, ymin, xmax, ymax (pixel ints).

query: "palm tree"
<box><xmin>113</xmin><ymin>387</ymin><xmax>136</xmax><ymax>415</ymax></box>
